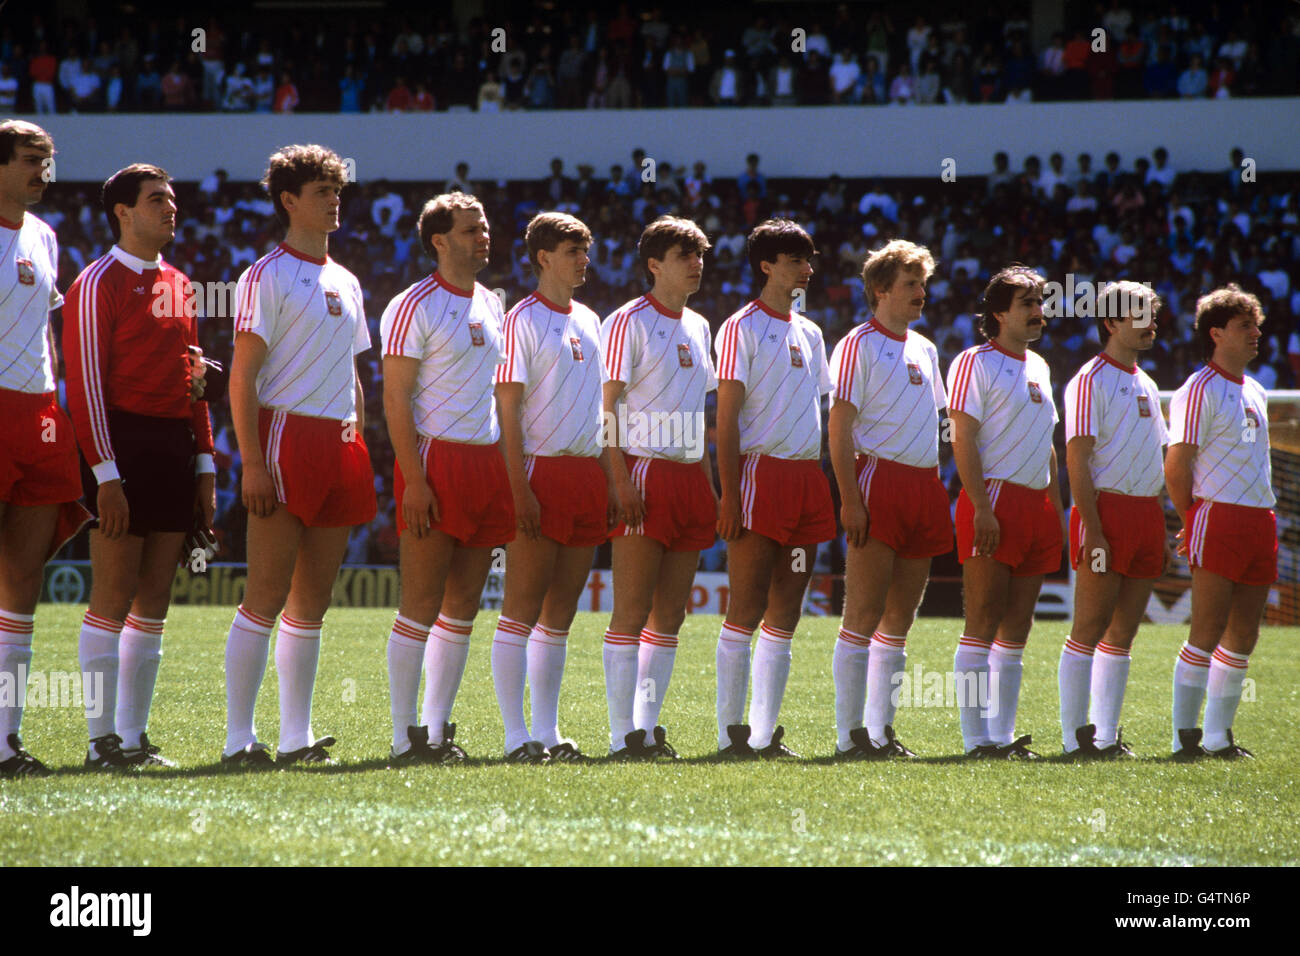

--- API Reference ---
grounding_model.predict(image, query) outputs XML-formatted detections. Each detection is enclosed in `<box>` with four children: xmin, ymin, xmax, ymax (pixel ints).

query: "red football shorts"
<box><xmin>0</xmin><ymin>389</ymin><xmax>82</xmax><ymax>506</ymax></box>
<box><xmin>1187</xmin><ymin>499</ymin><xmax>1277</xmax><ymax>586</ymax></box>
<box><xmin>526</xmin><ymin>454</ymin><xmax>608</xmax><ymax>547</ymax></box>
<box><xmin>855</xmin><ymin>454</ymin><xmax>953</xmax><ymax>558</ymax></box>
<box><xmin>612</xmin><ymin>453</ymin><xmax>716</xmax><ymax>552</ymax></box>
<box><xmin>1070</xmin><ymin>491</ymin><xmax>1165</xmax><ymax>578</ymax></box>
<box><xmin>956</xmin><ymin>479</ymin><xmax>1062</xmax><ymax>577</ymax></box>
<box><xmin>396</xmin><ymin>435</ymin><xmax>515</xmax><ymax>546</ymax></box>
<box><xmin>740</xmin><ymin>453</ymin><xmax>836</xmax><ymax>547</ymax></box>
<box><xmin>260</xmin><ymin>407</ymin><xmax>376</xmax><ymax>528</ymax></box>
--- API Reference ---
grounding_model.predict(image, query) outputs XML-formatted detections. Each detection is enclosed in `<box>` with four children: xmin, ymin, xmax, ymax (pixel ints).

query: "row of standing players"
<box><xmin>0</xmin><ymin>133</ymin><xmax>1278</xmax><ymax>776</ymax></box>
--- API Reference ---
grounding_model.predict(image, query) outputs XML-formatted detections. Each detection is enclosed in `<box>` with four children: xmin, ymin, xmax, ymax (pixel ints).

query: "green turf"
<box><xmin>2</xmin><ymin>607</ymin><xmax>1296</xmax><ymax>866</ymax></box>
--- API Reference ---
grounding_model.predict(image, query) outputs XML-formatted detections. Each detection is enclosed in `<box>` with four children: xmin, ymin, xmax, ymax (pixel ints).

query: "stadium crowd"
<box><xmin>37</xmin><ymin>144</ymin><xmax>1300</xmax><ymax>567</ymax></box>
<box><xmin>1</xmin><ymin>1</ymin><xmax>1297</xmax><ymax>114</ymax></box>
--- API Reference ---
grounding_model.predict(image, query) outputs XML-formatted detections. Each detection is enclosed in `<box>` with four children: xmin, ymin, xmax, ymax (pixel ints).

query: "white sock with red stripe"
<box><xmin>224</xmin><ymin>605</ymin><xmax>274</xmax><ymax>755</ymax></box>
<box><xmin>748</xmin><ymin>622</ymin><xmax>792</xmax><ymax>749</ymax></box>
<box><xmin>79</xmin><ymin>611</ymin><xmax>123</xmax><ymax>741</ymax></box>
<box><xmin>865</xmin><ymin>631</ymin><xmax>906</xmax><ymax>744</ymax></box>
<box><xmin>527</xmin><ymin>623</ymin><xmax>568</xmax><ymax>748</ymax></box>
<box><xmin>492</xmin><ymin>615</ymin><xmax>533</xmax><ymax>753</ymax></box>
<box><xmin>276</xmin><ymin>614</ymin><xmax>322</xmax><ymax>753</ymax></box>
<box><xmin>0</xmin><ymin>609</ymin><xmax>35</xmax><ymax>761</ymax></box>
<box><xmin>1058</xmin><ymin>636</ymin><xmax>1094</xmax><ymax>753</ymax></box>
<box><xmin>833</xmin><ymin>626</ymin><xmax>871</xmax><ymax>751</ymax></box>
<box><xmin>987</xmin><ymin>639</ymin><xmax>1025</xmax><ymax>745</ymax></box>
<box><xmin>1203</xmin><ymin>646</ymin><xmax>1250</xmax><ymax>752</ymax></box>
<box><xmin>954</xmin><ymin>635</ymin><xmax>993</xmax><ymax>751</ymax></box>
<box><xmin>603</xmin><ymin>629</ymin><xmax>640</xmax><ymax>750</ymax></box>
<box><xmin>422</xmin><ymin>615</ymin><xmax>474</xmax><ymax>744</ymax></box>
<box><xmin>116</xmin><ymin>613</ymin><xmax>165</xmax><ymax>750</ymax></box>
<box><xmin>1090</xmin><ymin>641</ymin><xmax>1131</xmax><ymax>748</ymax></box>
<box><xmin>716</xmin><ymin>621</ymin><xmax>753</xmax><ymax>748</ymax></box>
<box><xmin>1172</xmin><ymin>642</ymin><xmax>1211</xmax><ymax>750</ymax></box>
<box><xmin>387</xmin><ymin>614</ymin><xmax>429</xmax><ymax>752</ymax></box>
<box><xmin>634</xmin><ymin>628</ymin><xmax>678</xmax><ymax>746</ymax></box>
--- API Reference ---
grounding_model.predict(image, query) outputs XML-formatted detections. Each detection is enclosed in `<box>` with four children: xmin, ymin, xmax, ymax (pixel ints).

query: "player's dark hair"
<box><xmin>0</xmin><ymin>119</ymin><xmax>53</xmax><ymax>165</ymax></box>
<box><xmin>262</xmin><ymin>144</ymin><xmax>348</xmax><ymax>227</ymax></box>
<box><xmin>1194</xmin><ymin>283</ymin><xmax>1262</xmax><ymax>361</ymax></box>
<box><xmin>861</xmin><ymin>239</ymin><xmax>936</xmax><ymax>310</ymax></box>
<box><xmin>525</xmin><ymin>211</ymin><xmax>592</xmax><ymax>272</ymax></box>
<box><xmin>418</xmin><ymin>192</ymin><xmax>484</xmax><ymax>257</ymax></box>
<box><xmin>638</xmin><ymin>216</ymin><xmax>710</xmax><ymax>285</ymax></box>
<box><xmin>978</xmin><ymin>264</ymin><xmax>1043</xmax><ymax>339</ymax></box>
<box><xmin>1096</xmin><ymin>281</ymin><xmax>1161</xmax><ymax>345</ymax></box>
<box><xmin>746</xmin><ymin>219</ymin><xmax>815</xmax><ymax>288</ymax></box>
<box><xmin>101</xmin><ymin>163</ymin><xmax>172</xmax><ymax>242</ymax></box>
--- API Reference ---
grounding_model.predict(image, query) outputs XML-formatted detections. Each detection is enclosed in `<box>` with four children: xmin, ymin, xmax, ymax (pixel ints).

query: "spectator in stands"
<box><xmin>738</xmin><ymin>153</ymin><xmax>766</xmax><ymax>200</ymax></box>
<box><xmin>69</xmin><ymin>56</ymin><xmax>102</xmax><ymax>111</ymax></box>
<box><xmin>770</xmin><ymin>55</ymin><xmax>799</xmax><ymax>106</ymax></box>
<box><xmin>663</xmin><ymin>32</ymin><xmax>693</xmax><ymax>108</ymax></box>
<box><xmin>0</xmin><ymin>64</ymin><xmax>18</xmax><ymax>112</ymax></box>
<box><xmin>339</xmin><ymin>64</ymin><xmax>364</xmax><ymax>112</ymax></box>
<box><xmin>711</xmin><ymin>49</ymin><xmax>743</xmax><ymax>106</ymax></box>
<box><xmin>477</xmin><ymin>72</ymin><xmax>504</xmax><ymax>112</ymax></box>
<box><xmin>29</xmin><ymin>40</ymin><xmax>57</xmax><ymax>113</ymax></box>
<box><xmin>1209</xmin><ymin>56</ymin><xmax>1235</xmax><ymax>97</ymax></box>
<box><xmin>1178</xmin><ymin>53</ymin><xmax>1209</xmax><ymax>97</ymax></box>
<box><xmin>557</xmin><ymin>34</ymin><xmax>588</xmax><ymax>109</ymax></box>
<box><xmin>1039</xmin><ymin>32</ymin><xmax>1066</xmax><ymax>99</ymax></box>
<box><xmin>272</xmin><ymin>69</ymin><xmax>298</xmax><ymax>112</ymax></box>
<box><xmin>890</xmin><ymin>62</ymin><xmax>917</xmax><ymax>103</ymax></box>
<box><xmin>829</xmin><ymin>50</ymin><xmax>861</xmax><ymax>104</ymax></box>
<box><xmin>1146</xmin><ymin>146</ymin><xmax>1176</xmax><ymax>189</ymax></box>
<box><xmin>525</xmin><ymin>57</ymin><xmax>556</xmax><ymax>109</ymax></box>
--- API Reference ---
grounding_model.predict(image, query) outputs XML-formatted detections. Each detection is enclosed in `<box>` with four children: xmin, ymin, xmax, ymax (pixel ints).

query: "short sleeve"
<box><xmin>829</xmin><ymin>332</ymin><xmax>866</xmax><ymax>407</ymax></box>
<box><xmin>45</xmin><ymin>231</ymin><xmax>63</xmax><ymax>311</ymax></box>
<box><xmin>947</xmin><ymin>350</ymin><xmax>983</xmax><ymax>421</ymax></box>
<box><xmin>715</xmin><ymin>317</ymin><xmax>752</xmax><ymax>385</ymax></box>
<box><xmin>234</xmin><ymin>261</ymin><xmax>278</xmax><ymax>345</ymax></box>
<box><xmin>928</xmin><ymin>344</ymin><xmax>947</xmax><ymax>410</ymax></box>
<box><xmin>601</xmin><ymin>309</ymin><xmax>640</xmax><ymax>384</ymax></box>
<box><xmin>487</xmin><ymin>291</ymin><xmax>508</xmax><ymax>366</ymax></box>
<box><xmin>700</xmin><ymin>319</ymin><xmax>718</xmax><ymax>391</ymax></box>
<box><xmin>1169</xmin><ymin>378</ymin><xmax>1209</xmax><ymax>446</ymax></box>
<box><xmin>351</xmin><ymin>280</ymin><xmax>371</xmax><ymax>354</ymax></box>
<box><xmin>811</xmin><ymin>325</ymin><xmax>833</xmax><ymax>395</ymax></box>
<box><xmin>496</xmin><ymin>304</ymin><xmax>533</xmax><ymax>385</ymax></box>
<box><xmin>380</xmin><ymin>289</ymin><xmax>424</xmax><ymax>359</ymax></box>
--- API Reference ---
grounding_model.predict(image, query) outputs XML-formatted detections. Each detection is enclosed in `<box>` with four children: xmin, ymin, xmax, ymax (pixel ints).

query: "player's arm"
<box><xmin>950</xmin><ymin>409</ymin><xmax>999</xmax><ymax>555</ymax></box>
<box><xmin>495</xmin><ymin>381</ymin><xmax>539</xmax><ymax>539</ymax></box>
<box><xmin>383</xmin><ymin>354</ymin><xmax>437</xmax><ymax>537</ymax></box>
<box><xmin>1048</xmin><ymin>444</ymin><xmax>1066</xmax><ymax>533</ymax></box>
<box><xmin>229</xmin><ymin>331</ymin><xmax>277</xmax><ymax>518</ymax></box>
<box><xmin>354</xmin><ymin>365</ymin><xmax>365</xmax><ymax>435</ymax></box>
<box><xmin>597</xmin><ymin>445</ymin><xmax>620</xmax><ymax>528</ymax></box>
<box><xmin>828</xmin><ymin>398</ymin><xmax>868</xmax><ymax>548</ymax></box>
<box><xmin>602</xmin><ymin>379</ymin><xmax>644</xmax><ymax>526</ymax></box>
<box><xmin>185</xmin><ymin>286</ymin><xmax>217</xmax><ymax>528</ymax></box>
<box><xmin>63</xmin><ymin>276</ymin><xmax>128</xmax><ymax>539</ymax></box>
<box><xmin>1066</xmin><ymin>435</ymin><xmax>1108</xmax><ymax>567</ymax></box>
<box><xmin>1164</xmin><ymin>441</ymin><xmax>1197</xmax><ymax>554</ymax></box>
<box><xmin>715</xmin><ymin>379</ymin><xmax>744</xmax><ymax>540</ymax></box>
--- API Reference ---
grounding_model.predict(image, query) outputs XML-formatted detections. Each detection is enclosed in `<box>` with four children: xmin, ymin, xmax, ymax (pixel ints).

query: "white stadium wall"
<box><xmin>25</xmin><ymin>98</ymin><xmax>1300</xmax><ymax>182</ymax></box>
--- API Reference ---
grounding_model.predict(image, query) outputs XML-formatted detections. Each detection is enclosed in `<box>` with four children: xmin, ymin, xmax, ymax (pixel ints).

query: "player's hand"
<box><xmin>841</xmin><ymin>495</ymin><xmax>870</xmax><ymax>549</ymax></box>
<box><xmin>1163</xmin><ymin>539</ymin><xmax>1176</xmax><ymax>574</ymax></box>
<box><xmin>615</xmin><ymin>477</ymin><xmax>644</xmax><ymax>527</ymax></box>
<box><xmin>195</xmin><ymin>473</ymin><xmax>216</xmax><ymax>528</ymax></box>
<box><xmin>606</xmin><ymin>480</ymin><xmax>621</xmax><ymax>529</ymax></box>
<box><xmin>514</xmin><ymin>483</ymin><xmax>542</xmax><ymax>540</ymax></box>
<box><xmin>1174</xmin><ymin>525</ymin><xmax>1188</xmax><ymax>557</ymax></box>
<box><xmin>717</xmin><ymin>493</ymin><xmax>743</xmax><ymax>541</ymax></box>
<box><xmin>97</xmin><ymin>480</ymin><xmax>129</xmax><ymax>540</ymax></box>
<box><xmin>973</xmin><ymin>504</ymin><xmax>1000</xmax><ymax>556</ymax></box>
<box><xmin>1081</xmin><ymin>524</ymin><xmax>1111</xmax><ymax>574</ymax></box>
<box><xmin>241</xmin><ymin>462</ymin><xmax>278</xmax><ymax>518</ymax></box>
<box><xmin>187</xmin><ymin>346</ymin><xmax>207</xmax><ymax>402</ymax></box>
<box><xmin>403</xmin><ymin>478</ymin><xmax>439</xmax><ymax>538</ymax></box>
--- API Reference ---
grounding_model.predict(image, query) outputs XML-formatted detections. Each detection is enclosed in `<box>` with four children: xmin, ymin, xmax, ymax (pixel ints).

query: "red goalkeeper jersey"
<box><xmin>63</xmin><ymin>245</ymin><xmax>214</xmax><ymax>481</ymax></box>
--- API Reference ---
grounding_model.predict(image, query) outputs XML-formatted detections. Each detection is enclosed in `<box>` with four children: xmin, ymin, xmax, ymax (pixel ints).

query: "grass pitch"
<box><xmin>2</xmin><ymin>607</ymin><xmax>1296</xmax><ymax>866</ymax></box>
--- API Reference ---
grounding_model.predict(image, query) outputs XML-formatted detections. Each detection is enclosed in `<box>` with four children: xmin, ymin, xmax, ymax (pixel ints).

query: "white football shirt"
<box><xmin>947</xmin><ymin>341</ymin><xmax>1058</xmax><ymax>489</ymax></box>
<box><xmin>716</xmin><ymin>299</ymin><xmax>831</xmax><ymax>461</ymax></box>
<box><xmin>381</xmin><ymin>272</ymin><xmax>506</xmax><ymax>444</ymax></box>
<box><xmin>600</xmin><ymin>293</ymin><xmax>716</xmax><ymax>464</ymax></box>
<box><xmin>0</xmin><ymin>212</ymin><xmax>63</xmax><ymax>393</ymax></box>
<box><xmin>235</xmin><ymin>243</ymin><xmax>370</xmax><ymax>421</ymax></box>
<box><xmin>1169</xmin><ymin>362</ymin><xmax>1274</xmax><ymax>508</ymax></box>
<box><xmin>496</xmin><ymin>291</ymin><xmax>605</xmax><ymax>458</ymax></box>
<box><xmin>1064</xmin><ymin>353</ymin><xmax>1167</xmax><ymax>497</ymax></box>
<box><xmin>830</xmin><ymin>319</ymin><xmax>946</xmax><ymax>468</ymax></box>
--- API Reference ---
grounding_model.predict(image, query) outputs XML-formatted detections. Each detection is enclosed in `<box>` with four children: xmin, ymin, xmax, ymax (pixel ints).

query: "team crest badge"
<box><xmin>469</xmin><ymin>322</ymin><xmax>485</xmax><ymax>346</ymax></box>
<box><xmin>1027</xmin><ymin>381</ymin><xmax>1044</xmax><ymax>404</ymax></box>
<box><xmin>907</xmin><ymin>362</ymin><xmax>923</xmax><ymax>385</ymax></box>
<box><xmin>16</xmin><ymin>258</ymin><xmax>35</xmax><ymax>285</ymax></box>
<box><xmin>789</xmin><ymin>344</ymin><xmax>804</xmax><ymax>368</ymax></box>
<box><xmin>677</xmin><ymin>344</ymin><xmax>693</xmax><ymax>368</ymax></box>
<box><xmin>1137</xmin><ymin>394</ymin><xmax>1152</xmax><ymax>417</ymax></box>
<box><xmin>570</xmin><ymin>336</ymin><xmax>584</xmax><ymax>361</ymax></box>
<box><xmin>324</xmin><ymin>290</ymin><xmax>342</xmax><ymax>316</ymax></box>
<box><xmin>1245</xmin><ymin>407</ymin><xmax>1260</xmax><ymax>428</ymax></box>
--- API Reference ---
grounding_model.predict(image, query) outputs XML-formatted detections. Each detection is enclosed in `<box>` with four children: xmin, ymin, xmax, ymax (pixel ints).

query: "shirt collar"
<box><xmin>110</xmin><ymin>245</ymin><xmax>162</xmax><ymax>274</ymax></box>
